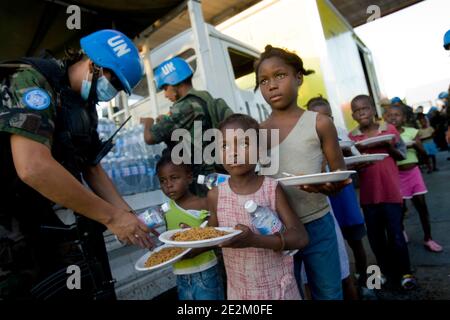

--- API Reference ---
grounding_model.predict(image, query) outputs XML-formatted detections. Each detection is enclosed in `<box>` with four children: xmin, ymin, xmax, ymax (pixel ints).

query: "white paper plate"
<box><xmin>339</xmin><ymin>140</ymin><xmax>355</xmax><ymax>148</ymax></box>
<box><xmin>159</xmin><ymin>227</ymin><xmax>242</xmax><ymax>248</ymax></box>
<box><xmin>135</xmin><ymin>244</ymin><xmax>191</xmax><ymax>272</ymax></box>
<box><xmin>276</xmin><ymin>171</ymin><xmax>355</xmax><ymax>186</ymax></box>
<box><xmin>344</xmin><ymin>154</ymin><xmax>388</xmax><ymax>165</ymax></box>
<box><xmin>355</xmin><ymin>134</ymin><xmax>395</xmax><ymax>146</ymax></box>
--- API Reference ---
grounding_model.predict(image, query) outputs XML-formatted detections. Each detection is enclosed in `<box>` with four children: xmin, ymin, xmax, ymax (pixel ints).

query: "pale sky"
<box><xmin>355</xmin><ymin>0</ymin><xmax>450</xmax><ymax>106</ymax></box>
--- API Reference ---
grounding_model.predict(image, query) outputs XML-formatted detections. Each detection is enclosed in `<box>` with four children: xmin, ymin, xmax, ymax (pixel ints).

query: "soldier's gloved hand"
<box><xmin>107</xmin><ymin>210</ymin><xmax>155</xmax><ymax>249</ymax></box>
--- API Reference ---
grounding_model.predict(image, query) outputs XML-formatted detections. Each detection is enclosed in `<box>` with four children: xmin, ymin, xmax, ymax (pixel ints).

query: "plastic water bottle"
<box><xmin>129</xmin><ymin>157</ymin><xmax>140</xmax><ymax>194</ymax></box>
<box><xmin>119</xmin><ymin>157</ymin><xmax>133</xmax><ymax>195</ymax></box>
<box><xmin>118</xmin><ymin>157</ymin><xmax>127</xmax><ymax>195</ymax></box>
<box><xmin>110</xmin><ymin>158</ymin><xmax>124</xmax><ymax>194</ymax></box>
<box><xmin>197</xmin><ymin>173</ymin><xmax>230</xmax><ymax>190</ymax></box>
<box><xmin>136</xmin><ymin>156</ymin><xmax>148</xmax><ymax>192</ymax></box>
<box><xmin>137</xmin><ymin>203</ymin><xmax>169</xmax><ymax>228</ymax></box>
<box><xmin>134</xmin><ymin>126</ymin><xmax>147</xmax><ymax>157</ymax></box>
<box><xmin>145</xmin><ymin>155</ymin><xmax>155</xmax><ymax>191</ymax></box>
<box><xmin>244</xmin><ymin>200</ymin><xmax>297</xmax><ymax>256</ymax></box>
<box><xmin>121</xmin><ymin>129</ymin><xmax>130</xmax><ymax>157</ymax></box>
<box><xmin>114</xmin><ymin>157</ymin><xmax>123</xmax><ymax>194</ymax></box>
<box><xmin>145</xmin><ymin>144</ymin><xmax>155</xmax><ymax>158</ymax></box>
<box><xmin>128</xmin><ymin>127</ymin><xmax>138</xmax><ymax>157</ymax></box>
<box><xmin>115</xmin><ymin>132</ymin><xmax>123</xmax><ymax>157</ymax></box>
<box><xmin>244</xmin><ymin>200</ymin><xmax>285</xmax><ymax>235</ymax></box>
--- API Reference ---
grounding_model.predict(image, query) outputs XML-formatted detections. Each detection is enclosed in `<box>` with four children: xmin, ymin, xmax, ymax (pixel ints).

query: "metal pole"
<box><xmin>142</xmin><ymin>44</ymin><xmax>160</xmax><ymax>118</ymax></box>
<box><xmin>187</xmin><ymin>0</ymin><xmax>216</xmax><ymax>92</ymax></box>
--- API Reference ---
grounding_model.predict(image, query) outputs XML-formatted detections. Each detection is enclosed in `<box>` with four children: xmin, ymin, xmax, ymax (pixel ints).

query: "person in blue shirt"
<box><xmin>307</xmin><ymin>96</ymin><xmax>373</xmax><ymax>299</ymax></box>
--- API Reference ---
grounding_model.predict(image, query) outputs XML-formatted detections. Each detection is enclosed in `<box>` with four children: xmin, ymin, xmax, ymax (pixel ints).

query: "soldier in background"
<box><xmin>141</xmin><ymin>57</ymin><xmax>233</xmax><ymax>196</ymax></box>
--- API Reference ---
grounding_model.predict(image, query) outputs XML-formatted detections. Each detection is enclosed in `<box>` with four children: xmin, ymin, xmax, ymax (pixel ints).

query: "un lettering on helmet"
<box><xmin>107</xmin><ymin>35</ymin><xmax>131</xmax><ymax>57</ymax></box>
<box><xmin>162</xmin><ymin>62</ymin><xmax>176</xmax><ymax>75</ymax></box>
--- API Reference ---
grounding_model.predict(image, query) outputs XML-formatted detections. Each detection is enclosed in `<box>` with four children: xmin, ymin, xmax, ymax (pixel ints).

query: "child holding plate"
<box><xmin>306</xmin><ymin>96</ymin><xmax>371</xmax><ymax>299</ymax></box>
<box><xmin>385</xmin><ymin>105</ymin><xmax>442</xmax><ymax>252</ymax></box>
<box><xmin>207</xmin><ymin>114</ymin><xmax>309</xmax><ymax>300</ymax></box>
<box><xmin>156</xmin><ymin>151</ymin><xmax>225</xmax><ymax>300</ymax></box>
<box><xmin>256</xmin><ymin>46</ymin><xmax>349</xmax><ymax>300</ymax></box>
<box><xmin>349</xmin><ymin>95</ymin><xmax>417</xmax><ymax>290</ymax></box>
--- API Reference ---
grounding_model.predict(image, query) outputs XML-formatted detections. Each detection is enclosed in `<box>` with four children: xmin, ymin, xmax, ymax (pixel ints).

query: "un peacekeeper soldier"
<box><xmin>0</xmin><ymin>29</ymin><xmax>156</xmax><ymax>300</ymax></box>
<box><xmin>141</xmin><ymin>57</ymin><xmax>233</xmax><ymax>196</ymax></box>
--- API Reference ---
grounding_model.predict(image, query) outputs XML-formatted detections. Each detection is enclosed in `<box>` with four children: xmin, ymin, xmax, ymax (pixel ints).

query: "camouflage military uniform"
<box><xmin>150</xmin><ymin>88</ymin><xmax>217</xmax><ymax>196</ymax></box>
<box><xmin>0</xmin><ymin>65</ymin><xmax>58</xmax><ymax>298</ymax></box>
<box><xmin>0</xmin><ymin>63</ymin><xmax>112</xmax><ymax>300</ymax></box>
<box><xmin>0</xmin><ymin>65</ymin><xmax>57</xmax><ymax>147</ymax></box>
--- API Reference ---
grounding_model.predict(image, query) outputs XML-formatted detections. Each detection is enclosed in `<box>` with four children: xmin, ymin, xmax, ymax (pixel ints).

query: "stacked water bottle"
<box><xmin>97</xmin><ymin>118</ymin><xmax>117</xmax><ymax>142</ymax></box>
<box><xmin>97</xmin><ymin>118</ymin><xmax>166</xmax><ymax>196</ymax></box>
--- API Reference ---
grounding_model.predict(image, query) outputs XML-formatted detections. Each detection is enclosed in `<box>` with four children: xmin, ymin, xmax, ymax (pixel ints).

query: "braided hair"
<box><xmin>306</xmin><ymin>95</ymin><xmax>330</xmax><ymax>109</ymax></box>
<box><xmin>254</xmin><ymin>45</ymin><xmax>315</xmax><ymax>90</ymax></box>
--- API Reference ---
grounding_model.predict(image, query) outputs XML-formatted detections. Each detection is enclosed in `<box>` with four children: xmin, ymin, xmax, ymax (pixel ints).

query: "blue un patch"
<box><xmin>22</xmin><ymin>88</ymin><xmax>51</xmax><ymax>110</ymax></box>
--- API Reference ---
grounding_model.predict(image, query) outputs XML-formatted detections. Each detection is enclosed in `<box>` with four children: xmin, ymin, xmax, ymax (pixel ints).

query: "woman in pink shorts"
<box><xmin>385</xmin><ymin>106</ymin><xmax>443</xmax><ymax>253</ymax></box>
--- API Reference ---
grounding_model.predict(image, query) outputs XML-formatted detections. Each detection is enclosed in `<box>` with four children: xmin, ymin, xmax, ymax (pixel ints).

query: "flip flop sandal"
<box><xmin>424</xmin><ymin>240</ymin><xmax>443</xmax><ymax>252</ymax></box>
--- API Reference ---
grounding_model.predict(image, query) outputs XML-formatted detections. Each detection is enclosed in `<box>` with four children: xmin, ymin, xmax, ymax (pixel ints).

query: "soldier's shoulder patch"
<box><xmin>22</xmin><ymin>88</ymin><xmax>51</xmax><ymax>110</ymax></box>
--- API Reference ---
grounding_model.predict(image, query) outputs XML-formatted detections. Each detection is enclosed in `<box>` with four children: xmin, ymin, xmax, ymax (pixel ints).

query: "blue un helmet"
<box><xmin>438</xmin><ymin>91</ymin><xmax>449</xmax><ymax>100</ymax></box>
<box><xmin>391</xmin><ymin>97</ymin><xmax>402</xmax><ymax>104</ymax></box>
<box><xmin>154</xmin><ymin>57</ymin><xmax>193</xmax><ymax>90</ymax></box>
<box><xmin>443</xmin><ymin>29</ymin><xmax>450</xmax><ymax>50</ymax></box>
<box><xmin>80</xmin><ymin>29</ymin><xmax>143</xmax><ymax>95</ymax></box>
